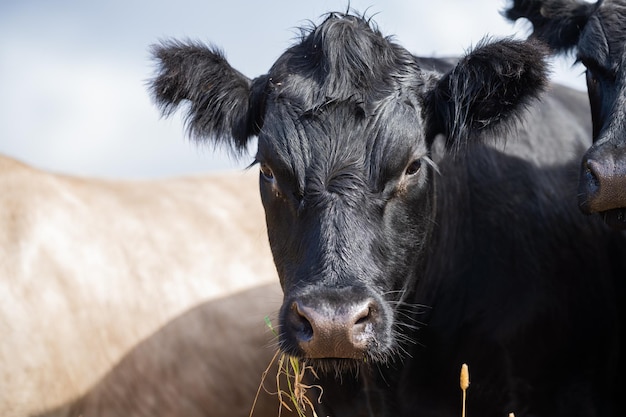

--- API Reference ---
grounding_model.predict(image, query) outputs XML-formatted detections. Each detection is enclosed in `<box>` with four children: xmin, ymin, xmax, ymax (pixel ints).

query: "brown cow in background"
<box><xmin>0</xmin><ymin>155</ymin><xmax>286</xmax><ymax>417</ymax></box>
<box><xmin>36</xmin><ymin>284</ymin><xmax>294</xmax><ymax>417</ymax></box>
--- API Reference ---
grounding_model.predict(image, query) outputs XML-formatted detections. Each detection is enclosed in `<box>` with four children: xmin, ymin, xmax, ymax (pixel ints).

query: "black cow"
<box><xmin>505</xmin><ymin>0</ymin><xmax>626</xmax><ymax>229</ymax></box>
<box><xmin>150</xmin><ymin>12</ymin><xmax>626</xmax><ymax>417</ymax></box>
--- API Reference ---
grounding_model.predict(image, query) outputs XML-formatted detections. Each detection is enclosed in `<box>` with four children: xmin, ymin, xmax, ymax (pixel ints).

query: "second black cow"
<box><xmin>150</xmin><ymin>12</ymin><xmax>626</xmax><ymax>417</ymax></box>
<box><xmin>505</xmin><ymin>0</ymin><xmax>626</xmax><ymax>228</ymax></box>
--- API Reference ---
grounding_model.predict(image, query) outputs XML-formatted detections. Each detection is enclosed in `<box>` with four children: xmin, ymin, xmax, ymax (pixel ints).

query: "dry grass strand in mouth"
<box><xmin>276</xmin><ymin>353</ymin><xmax>323</xmax><ymax>417</ymax></box>
<box><xmin>249</xmin><ymin>317</ymin><xmax>323</xmax><ymax>417</ymax></box>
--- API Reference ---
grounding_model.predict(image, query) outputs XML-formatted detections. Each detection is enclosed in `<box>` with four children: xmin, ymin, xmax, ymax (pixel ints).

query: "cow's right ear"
<box><xmin>503</xmin><ymin>0</ymin><xmax>598</xmax><ymax>53</ymax></box>
<box><xmin>149</xmin><ymin>40</ymin><xmax>267</xmax><ymax>155</ymax></box>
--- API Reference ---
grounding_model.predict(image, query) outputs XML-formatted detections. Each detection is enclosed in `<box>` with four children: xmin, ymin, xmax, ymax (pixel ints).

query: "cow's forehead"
<box><xmin>583</xmin><ymin>2</ymin><xmax>626</xmax><ymax>67</ymax></box>
<box><xmin>257</xmin><ymin>95</ymin><xmax>427</xmax><ymax>192</ymax></box>
<box><xmin>602</xmin><ymin>4</ymin><xmax>626</xmax><ymax>62</ymax></box>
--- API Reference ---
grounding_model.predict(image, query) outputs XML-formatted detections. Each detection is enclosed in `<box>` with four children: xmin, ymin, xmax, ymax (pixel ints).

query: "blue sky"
<box><xmin>0</xmin><ymin>0</ymin><xmax>587</xmax><ymax>178</ymax></box>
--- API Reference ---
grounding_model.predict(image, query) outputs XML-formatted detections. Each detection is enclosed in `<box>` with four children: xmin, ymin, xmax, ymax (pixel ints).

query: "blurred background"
<box><xmin>0</xmin><ymin>0</ymin><xmax>587</xmax><ymax>179</ymax></box>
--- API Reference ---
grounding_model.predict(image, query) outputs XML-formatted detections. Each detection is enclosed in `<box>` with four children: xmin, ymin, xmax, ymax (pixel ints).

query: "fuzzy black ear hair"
<box><xmin>503</xmin><ymin>0</ymin><xmax>599</xmax><ymax>53</ymax></box>
<box><xmin>149</xmin><ymin>40</ymin><xmax>266</xmax><ymax>155</ymax></box>
<box><xmin>424</xmin><ymin>37</ymin><xmax>549</xmax><ymax>149</ymax></box>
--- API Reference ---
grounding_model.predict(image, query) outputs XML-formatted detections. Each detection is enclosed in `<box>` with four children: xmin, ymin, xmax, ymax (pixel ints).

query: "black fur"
<box><xmin>150</xmin><ymin>11</ymin><xmax>626</xmax><ymax>417</ymax></box>
<box><xmin>424</xmin><ymin>37</ymin><xmax>549</xmax><ymax>148</ymax></box>
<box><xmin>150</xmin><ymin>40</ymin><xmax>266</xmax><ymax>154</ymax></box>
<box><xmin>504</xmin><ymin>0</ymin><xmax>626</xmax><ymax>226</ymax></box>
<box><xmin>503</xmin><ymin>0</ymin><xmax>600</xmax><ymax>53</ymax></box>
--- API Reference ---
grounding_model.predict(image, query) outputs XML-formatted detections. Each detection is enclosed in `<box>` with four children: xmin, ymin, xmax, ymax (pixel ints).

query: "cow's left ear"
<box><xmin>424</xmin><ymin>38</ymin><xmax>549</xmax><ymax>149</ymax></box>
<box><xmin>149</xmin><ymin>40</ymin><xmax>267</xmax><ymax>155</ymax></box>
<box><xmin>503</xmin><ymin>0</ymin><xmax>598</xmax><ymax>53</ymax></box>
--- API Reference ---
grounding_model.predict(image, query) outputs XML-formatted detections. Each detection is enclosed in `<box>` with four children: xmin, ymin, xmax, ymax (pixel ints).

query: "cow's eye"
<box><xmin>260</xmin><ymin>163</ymin><xmax>275</xmax><ymax>181</ymax></box>
<box><xmin>405</xmin><ymin>160</ymin><xmax>421</xmax><ymax>176</ymax></box>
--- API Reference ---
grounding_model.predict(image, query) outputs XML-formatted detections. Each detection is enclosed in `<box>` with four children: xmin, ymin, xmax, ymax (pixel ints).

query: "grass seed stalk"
<box><xmin>460</xmin><ymin>363</ymin><xmax>469</xmax><ymax>417</ymax></box>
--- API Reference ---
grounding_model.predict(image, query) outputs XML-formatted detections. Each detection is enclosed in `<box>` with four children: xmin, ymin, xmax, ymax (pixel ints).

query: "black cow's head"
<box><xmin>150</xmin><ymin>13</ymin><xmax>548</xmax><ymax>373</ymax></box>
<box><xmin>505</xmin><ymin>0</ymin><xmax>626</xmax><ymax>228</ymax></box>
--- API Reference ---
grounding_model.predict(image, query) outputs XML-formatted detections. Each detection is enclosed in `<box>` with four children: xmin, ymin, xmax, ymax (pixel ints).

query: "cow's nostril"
<box><xmin>354</xmin><ymin>310</ymin><xmax>370</xmax><ymax>325</ymax></box>
<box><xmin>353</xmin><ymin>302</ymin><xmax>374</xmax><ymax>327</ymax></box>
<box><xmin>290</xmin><ymin>302</ymin><xmax>314</xmax><ymax>342</ymax></box>
<box><xmin>579</xmin><ymin>158</ymin><xmax>603</xmax><ymax>213</ymax></box>
<box><xmin>584</xmin><ymin>159</ymin><xmax>601</xmax><ymax>189</ymax></box>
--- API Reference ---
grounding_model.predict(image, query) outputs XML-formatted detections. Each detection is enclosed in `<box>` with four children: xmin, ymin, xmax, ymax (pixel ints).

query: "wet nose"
<box><xmin>579</xmin><ymin>157</ymin><xmax>626</xmax><ymax>213</ymax></box>
<box><xmin>286</xmin><ymin>298</ymin><xmax>379</xmax><ymax>359</ymax></box>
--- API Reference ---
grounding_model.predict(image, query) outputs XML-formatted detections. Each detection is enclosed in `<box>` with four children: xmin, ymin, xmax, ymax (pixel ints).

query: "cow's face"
<box><xmin>505</xmin><ymin>0</ymin><xmax>626</xmax><ymax>228</ymax></box>
<box><xmin>257</xmin><ymin>99</ymin><xmax>435</xmax><ymax>368</ymax></box>
<box><xmin>576</xmin><ymin>3</ymin><xmax>626</xmax><ymax>227</ymax></box>
<box><xmin>150</xmin><ymin>12</ymin><xmax>548</xmax><ymax>372</ymax></box>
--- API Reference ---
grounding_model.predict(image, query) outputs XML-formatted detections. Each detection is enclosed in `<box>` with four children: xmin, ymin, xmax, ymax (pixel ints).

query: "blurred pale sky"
<box><xmin>0</xmin><ymin>0</ymin><xmax>587</xmax><ymax>179</ymax></box>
